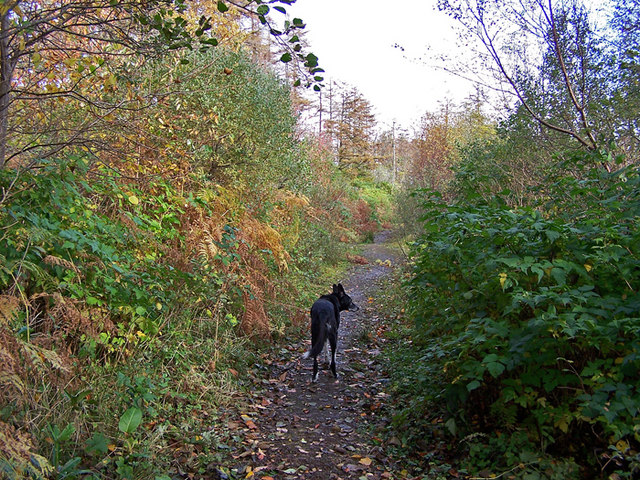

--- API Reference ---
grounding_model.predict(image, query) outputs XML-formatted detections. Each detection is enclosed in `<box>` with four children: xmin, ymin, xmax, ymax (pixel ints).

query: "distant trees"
<box><xmin>403</xmin><ymin>95</ymin><xmax>495</xmax><ymax>193</ymax></box>
<box><xmin>323</xmin><ymin>84</ymin><xmax>377</xmax><ymax>174</ymax></box>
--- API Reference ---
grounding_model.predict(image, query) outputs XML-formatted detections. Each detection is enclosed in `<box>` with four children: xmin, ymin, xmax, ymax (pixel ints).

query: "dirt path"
<box><xmin>229</xmin><ymin>232</ymin><xmax>405</xmax><ymax>480</ymax></box>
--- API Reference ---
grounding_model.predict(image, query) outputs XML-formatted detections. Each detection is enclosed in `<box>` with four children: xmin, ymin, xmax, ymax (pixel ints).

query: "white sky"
<box><xmin>285</xmin><ymin>0</ymin><xmax>476</xmax><ymax>130</ymax></box>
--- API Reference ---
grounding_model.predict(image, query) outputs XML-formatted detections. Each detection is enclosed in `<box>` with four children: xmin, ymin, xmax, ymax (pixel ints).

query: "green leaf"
<box><xmin>545</xmin><ymin>229</ymin><xmax>561</xmax><ymax>243</ymax></box>
<box><xmin>217</xmin><ymin>1</ymin><xmax>229</xmax><ymax>12</ymax></box>
<box><xmin>467</xmin><ymin>380</ymin><xmax>481</xmax><ymax>391</ymax></box>
<box><xmin>119</xmin><ymin>407</ymin><xmax>143</xmax><ymax>433</ymax></box>
<box><xmin>86</xmin><ymin>296</ymin><xmax>100</xmax><ymax>306</ymax></box>
<box><xmin>445</xmin><ymin>417</ymin><xmax>457</xmax><ymax>435</ymax></box>
<box><xmin>85</xmin><ymin>432</ymin><xmax>109</xmax><ymax>456</ymax></box>
<box><xmin>58</xmin><ymin>423</ymin><xmax>75</xmax><ymax>442</ymax></box>
<box><xmin>256</xmin><ymin>5</ymin><xmax>269</xmax><ymax>15</ymax></box>
<box><xmin>305</xmin><ymin>53</ymin><xmax>319</xmax><ymax>68</ymax></box>
<box><xmin>280</xmin><ymin>52</ymin><xmax>292</xmax><ymax>63</ymax></box>
<box><xmin>482</xmin><ymin>353</ymin><xmax>499</xmax><ymax>363</ymax></box>
<box><xmin>487</xmin><ymin>361</ymin><xmax>505</xmax><ymax>378</ymax></box>
<box><xmin>551</xmin><ymin>267</ymin><xmax>567</xmax><ymax>286</ymax></box>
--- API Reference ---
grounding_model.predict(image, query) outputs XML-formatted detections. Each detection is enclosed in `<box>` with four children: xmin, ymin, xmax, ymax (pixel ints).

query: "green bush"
<box><xmin>0</xmin><ymin>159</ymin><xmax>226</xmax><ymax>343</ymax></box>
<box><xmin>403</xmin><ymin>150</ymin><xmax>640</xmax><ymax>477</ymax></box>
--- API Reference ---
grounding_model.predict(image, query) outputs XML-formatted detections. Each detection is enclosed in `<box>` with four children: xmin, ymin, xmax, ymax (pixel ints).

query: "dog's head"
<box><xmin>333</xmin><ymin>283</ymin><xmax>359</xmax><ymax>312</ymax></box>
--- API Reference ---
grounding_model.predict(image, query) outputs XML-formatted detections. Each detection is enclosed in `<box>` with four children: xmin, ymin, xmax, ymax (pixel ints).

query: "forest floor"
<box><xmin>214</xmin><ymin>232</ymin><xmax>408</xmax><ymax>480</ymax></box>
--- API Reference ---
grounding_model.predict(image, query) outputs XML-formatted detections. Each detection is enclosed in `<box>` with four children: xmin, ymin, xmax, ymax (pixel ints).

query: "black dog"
<box><xmin>302</xmin><ymin>283</ymin><xmax>359</xmax><ymax>382</ymax></box>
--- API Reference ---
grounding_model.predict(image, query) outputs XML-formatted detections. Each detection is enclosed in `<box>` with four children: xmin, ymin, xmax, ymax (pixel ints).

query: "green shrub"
<box><xmin>403</xmin><ymin>150</ymin><xmax>640</xmax><ymax>476</ymax></box>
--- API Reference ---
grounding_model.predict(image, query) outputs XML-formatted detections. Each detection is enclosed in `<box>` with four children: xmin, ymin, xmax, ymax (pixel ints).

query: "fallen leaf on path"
<box><xmin>359</xmin><ymin>457</ymin><xmax>372</xmax><ymax>466</ymax></box>
<box><xmin>240</xmin><ymin>414</ymin><xmax>258</xmax><ymax>430</ymax></box>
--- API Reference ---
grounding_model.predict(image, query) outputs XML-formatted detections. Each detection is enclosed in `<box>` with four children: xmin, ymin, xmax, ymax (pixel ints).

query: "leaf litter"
<box><xmin>205</xmin><ymin>232</ymin><xmax>413</xmax><ymax>479</ymax></box>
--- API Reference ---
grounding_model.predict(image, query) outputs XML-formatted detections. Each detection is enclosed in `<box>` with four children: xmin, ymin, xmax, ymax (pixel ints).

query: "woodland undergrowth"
<box><xmin>386</xmin><ymin>149</ymin><xmax>640</xmax><ymax>480</ymax></box>
<box><xmin>0</xmin><ymin>49</ymin><xmax>394</xmax><ymax>478</ymax></box>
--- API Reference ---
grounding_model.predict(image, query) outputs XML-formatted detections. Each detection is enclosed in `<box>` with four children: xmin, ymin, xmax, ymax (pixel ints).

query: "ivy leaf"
<box><xmin>217</xmin><ymin>1</ymin><xmax>229</xmax><ymax>12</ymax></box>
<box><xmin>280</xmin><ymin>52</ymin><xmax>292</xmax><ymax>63</ymax></box>
<box><xmin>256</xmin><ymin>5</ymin><xmax>269</xmax><ymax>15</ymax></box>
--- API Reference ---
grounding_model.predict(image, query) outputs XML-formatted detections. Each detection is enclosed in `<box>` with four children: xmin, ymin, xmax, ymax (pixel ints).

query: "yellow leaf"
<box><xmin>359</xmin><ymin>457</ymin><xmax>372</xmax><ymax>466</ymax></box>
<box><xmin>584</xmin><ymin>264</ymin><xmax>592</xmax><ymax>272</ymax></box>
<box><xmin>105</xmin><ymin>74</ymin><xmax>117</xmax><ymax>87</ymax></box>
<box><xmin>33</xmin><ymin>52</ymin><xmax>42</xmax><ymax>65</ymax></box>
<box><xmin>499</xmin><ymin>272</ymin><xmax>507</xmax><ymax>288</ymax></box>
<box><xmin>128</xmin><ymin>195</ymin><xmax>139</xmax><ymax>205</ymax></box>
<box><xmin>108</xmin><ymin>444</ymin><xmax>117</xmax><ymax>452</ymax></box>
<box><xmin>156</xmin><ymin>302</ymin><xmax>162</xmax><ymax>311</ymax></box>
<box><xmin>556</xmin><ymin>417</ymin><xmax>569</xmax><ymax>433</ymax></box>
<box><xmin>616</xmin><ymin>440</ymin><xmax>629</xmax><ymax>452</ymax></box>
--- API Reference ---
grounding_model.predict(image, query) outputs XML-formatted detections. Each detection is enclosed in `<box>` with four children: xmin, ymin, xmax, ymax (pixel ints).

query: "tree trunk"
<box><xmin>0</xmin><ymin>12</ymin><xmax>12</xmax><ymax>169</ymax></box>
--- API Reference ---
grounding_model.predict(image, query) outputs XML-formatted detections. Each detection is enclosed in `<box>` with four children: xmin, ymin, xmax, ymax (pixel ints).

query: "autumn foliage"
<box><xmin>0</xmin><ymin>2</ymin><xmax>388</xmax><ymax>473</ymax></box>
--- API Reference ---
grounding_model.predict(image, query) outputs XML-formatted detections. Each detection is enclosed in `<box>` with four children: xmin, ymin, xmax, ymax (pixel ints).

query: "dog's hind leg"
<box><xmin>312</xmin><ymin>356</ymin><xmax>319</xmax><ymax>383</ymax></box>
<box><xmin>324</xmin><ymin>340</ymin><xmax>331</xmax><ymax>365</ymax></box>
<box><xmin>328</xmin><ymin>335</ymin><xmax>338</xmax><ymax>379</ymax></box>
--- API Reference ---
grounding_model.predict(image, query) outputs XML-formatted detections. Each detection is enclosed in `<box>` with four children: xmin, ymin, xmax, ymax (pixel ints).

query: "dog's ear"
<box><xmin>337</xmin><ymin>283</ymin><xmax>345</xmax><ymax>292</ymax></box>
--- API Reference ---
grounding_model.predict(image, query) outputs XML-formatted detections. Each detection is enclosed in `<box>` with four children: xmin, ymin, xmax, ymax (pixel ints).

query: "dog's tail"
<box><xmin>302</xmin><ymin>322</ymin><xmax>329</xmax><ymax>360</ymax></box>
